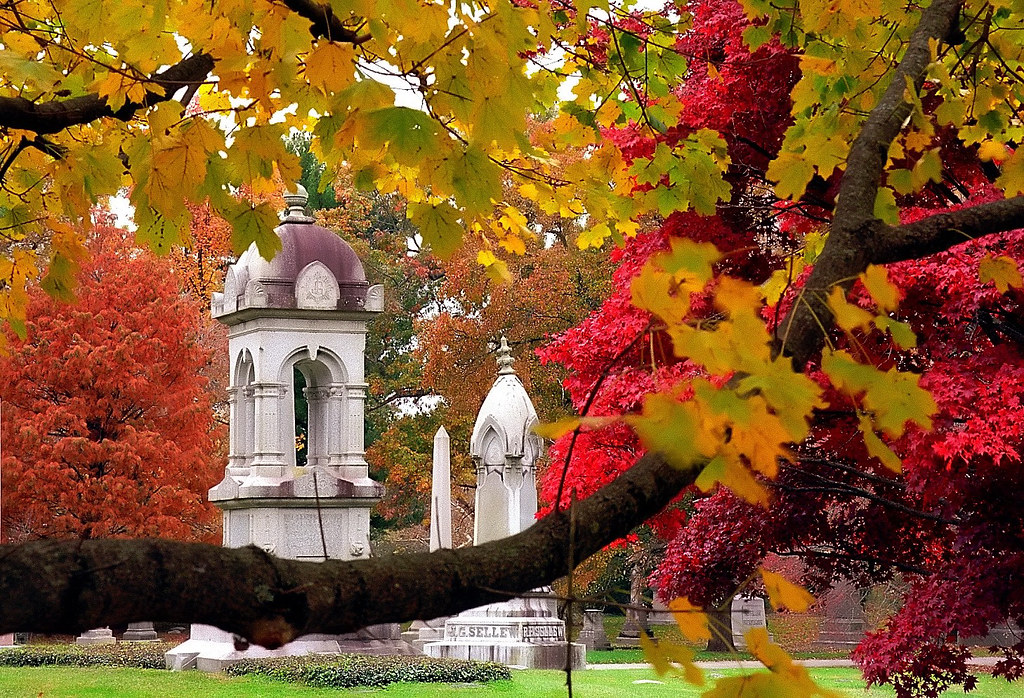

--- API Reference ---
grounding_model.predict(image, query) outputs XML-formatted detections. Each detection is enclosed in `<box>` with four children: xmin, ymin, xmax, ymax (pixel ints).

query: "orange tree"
<box><xmin>0</xmin><ymin>225</ymin><xmax>224</xmax><ymax>541</ymax></box>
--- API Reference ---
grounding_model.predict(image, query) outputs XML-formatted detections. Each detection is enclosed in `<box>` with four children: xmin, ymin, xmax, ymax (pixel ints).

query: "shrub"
<box><xmin>0</xmin><ymin>642</ymin><xmax>173</xmax><ymax>669</ymax></box>
<box><xmin>226</xmin><ymin>653</ymin><xmax>512</xmax><ymax>689</ymax></box>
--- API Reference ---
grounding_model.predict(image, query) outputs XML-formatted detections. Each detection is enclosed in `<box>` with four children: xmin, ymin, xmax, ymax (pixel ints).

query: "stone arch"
<box><xmin>278</xmin><ymin>347</ymin><xmax>349</xmax><ymax>468</ymax></box>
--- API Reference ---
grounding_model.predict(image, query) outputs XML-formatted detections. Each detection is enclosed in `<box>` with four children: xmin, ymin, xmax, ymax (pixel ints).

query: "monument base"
<box><xmin>0</xmin><ymin>633</ymin><xmax>15</xmax><ymax>647</ymax></box>
<box><xmin>165</xmin><ymin>623</ymin><xmax>418</xmax><ymax>671</ymax></box>
<box><xmin>76</xmin><ymin>628</ymin><xmax>116</xmax><ymax>646</ymax></box>
<box><xmin>425</xmin><ymin>613</ymin><xmax>585</xmax><ymax>670</ymax></box>
<box><xmin>122</xmin><ymin>622</ymin><xmax>159</xmax><ymax>642</ymax></box>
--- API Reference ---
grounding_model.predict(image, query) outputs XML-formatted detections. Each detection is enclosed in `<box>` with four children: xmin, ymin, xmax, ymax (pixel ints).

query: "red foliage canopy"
<box><xmin>0</xmin><ymin>226</ymin><xmax>225</xmax><ymax>542</ymax></box>
<box><xmin>538</xmin><ymin>0</ymin><xmax>1024</xmax><ymax>694</ymax></box>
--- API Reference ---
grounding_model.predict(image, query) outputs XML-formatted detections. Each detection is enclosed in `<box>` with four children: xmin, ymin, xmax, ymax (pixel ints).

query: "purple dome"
<box><xmin>214</xmin><ymin>187</ymin><xmax>371</xmax><ymax>316</ymax></box>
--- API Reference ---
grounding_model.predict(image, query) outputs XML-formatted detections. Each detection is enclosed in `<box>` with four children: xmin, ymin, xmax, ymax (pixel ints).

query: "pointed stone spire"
<box><xmin>429</xmin><ymin>426</ymin><xmax>452</xmax><ymax>552</ymax></box>
<box><xmin>282</xmin><ymin>183</ymin><xmax>314</xmax><ymax>223</ymax></box>
<box><xmin>496</xmin><ymin>336</ymin><xmax>516</xmax><ymax>376</ymax></box>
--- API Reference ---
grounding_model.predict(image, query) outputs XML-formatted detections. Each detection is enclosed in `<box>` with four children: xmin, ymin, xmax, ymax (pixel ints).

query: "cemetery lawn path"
<box><xmin>1</xmin><ymin>667</ymin><xmax>1024</xmax><ymax>697</ymax></box>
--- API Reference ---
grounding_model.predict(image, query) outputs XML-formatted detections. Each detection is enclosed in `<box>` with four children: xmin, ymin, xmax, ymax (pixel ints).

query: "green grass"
<box><xmin>2</xmin><ymin>666</ymin><xmax>1023</xmax><ymax>697</ymax></box>
<box><xmin>586</xmin><ymin>648</ymin><xmax>849</xmax><ymax>664</ymax></box>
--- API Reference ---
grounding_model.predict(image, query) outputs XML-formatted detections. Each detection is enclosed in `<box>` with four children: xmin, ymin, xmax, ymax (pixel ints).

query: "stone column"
<box><xmin>304</xmin><ymin>386</ymin><xmax>330</xmax><ymax>467</ymax></box>
<box><xmin>250</xmin><ymin>383</ymin><xmax>285</xmax><ymax>473</ymax></box>
<box><xmin>225</xmin><ymin>388</ymin><xmax>247</xmax><ymax>474</ymax></box>
<box><xmin>343</xmin><ymin>383</ymin><xmax>367</xmax><ymax>477</ymax></box>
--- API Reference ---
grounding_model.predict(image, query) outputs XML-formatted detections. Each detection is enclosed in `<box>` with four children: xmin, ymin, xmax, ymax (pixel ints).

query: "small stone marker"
<box><xmin>578</xmin><ymin>609</ymin><xmax>610</xmax><ymax>651</ymax></box>
<box><xmin>76</xmin><ymin>628</ymin><xmax>116</xmax><ymax>646</ymax></box>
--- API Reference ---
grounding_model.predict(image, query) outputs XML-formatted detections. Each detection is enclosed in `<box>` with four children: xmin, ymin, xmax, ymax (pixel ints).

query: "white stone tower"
<box><xmin>206</xmin><ymin>186</ymin><xmax>384</xmax><ymax>559</ymax></box>
<box><xmin>166</xmin><ymin>186</ymin><xmax>400</xmax><ymax>671</ymax></box>
<box><xmin>470</xmin><ymin>337</ymin><xmax>543</xmax><ymax>545</ymax></box>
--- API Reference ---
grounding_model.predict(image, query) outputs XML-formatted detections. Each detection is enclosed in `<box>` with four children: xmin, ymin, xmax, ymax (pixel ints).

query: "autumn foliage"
<box><xmin>0</xmin><ymin>226</ymin><xmax>224</xmax><ymax>542</ymax></box>
<box><xmin>537</xmin><ymin>0</ymin><xmax>1024</xmax><ymax>694</ymax></box>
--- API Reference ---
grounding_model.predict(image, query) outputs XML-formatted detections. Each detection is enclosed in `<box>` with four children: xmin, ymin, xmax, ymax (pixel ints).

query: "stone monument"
<box><xmin>731</xmin><ymin>596</ymin><xmax>771</xmax><ymax>649</ymax></box>
<box><xmin>122</xmin><ymin>622</ymin><xmax>159</xmax><ymax>642</ymax></box>
<box><xmin>425</xmin><ymin>339</ymin><xmax>585</xmax><ymax>669</ymax></box>
<box><xmin>404</xmin><ymin>427</ymin><xmax>453</xmax><ymax>651</ymax></box>
<box><xmin>166</xmin><ymin>186</ymin><xmax>403</xmax><ymax>671</ymax></box>
<box><xmin>578</xmin><ymin>609</ymin><xmax>611</xmax><ymax>651</ymax></box>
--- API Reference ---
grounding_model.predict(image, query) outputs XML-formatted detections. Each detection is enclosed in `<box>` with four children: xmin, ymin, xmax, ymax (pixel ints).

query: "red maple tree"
<box><xmin>0</xmin><ymin>225</ymin><xmax>225</xmax><ymax>542</ymax></box>
<box><xmin>538</xmin><ymin>0</ymin><xmax>1024</xmax><ymax>695</ymax></box>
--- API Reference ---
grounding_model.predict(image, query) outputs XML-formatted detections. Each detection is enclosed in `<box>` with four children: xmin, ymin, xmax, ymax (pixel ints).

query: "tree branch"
<box><xmin>279</xmin><ymin>0</ymin><xmax>372</xmax><ymax>44</ymax></box>
<box><xmin>776</xmin><ymin>0</ymin><xmax>963</xmax><ymax>367</ymax></box>
<box><xmin>0</xmin><ymin>53</ymin><xmax>215</xmax><ymax>136</ymax></box>
<box><xmin>0</xmin><ymin>452</ymin><xmax>698</xmax><ymax>645</ymax></box>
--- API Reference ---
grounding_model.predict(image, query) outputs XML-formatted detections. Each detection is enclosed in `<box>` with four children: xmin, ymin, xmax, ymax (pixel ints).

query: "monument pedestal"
<box><xmin>0</xmin><ymin>633</ymin><xmax>15</xmax><ymax>647</ymax></box>
<box><xmin>426</xmin><ymin>599</ymin><xmax>585</xmax><ymax>670</ymax></box>
<box><xmin>578</xmin><ymin>609</ymin><xmax>610</xmax><ymax>651</ymax></box>
<box><xmin>122</xmin><ymin>622</ymin><xmax>159</xmax><ymax>642</ymax></box>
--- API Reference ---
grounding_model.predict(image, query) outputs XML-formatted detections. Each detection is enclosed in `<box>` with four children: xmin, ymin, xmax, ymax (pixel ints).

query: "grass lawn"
<box><xmin>2</xmin><ymin>666</ymin><xmax>1023</xmax><ymax>697</ymax></box>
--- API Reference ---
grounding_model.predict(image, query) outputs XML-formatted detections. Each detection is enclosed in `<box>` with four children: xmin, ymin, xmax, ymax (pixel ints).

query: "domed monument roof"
<box><xmin>470</xmin><ymin>338</ymin><xmax>543</xmax><ymax>466</ymax></box>
<box><xmin>212</xmin><ymin>185</ymin><xmax>382</xmax><ymax>319</ymax></box>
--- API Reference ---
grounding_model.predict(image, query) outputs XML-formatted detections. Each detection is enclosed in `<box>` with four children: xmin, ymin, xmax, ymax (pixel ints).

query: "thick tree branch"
<box><xmin>0</xmin><ymin>452</ymin><xmax>697</xmax><ymax>645</ymax></box>
<box><xmin>874</xmin><ymin>195</ymin><xmax>1024</xmax><ymax>263</ymax></box>
<box><xmin>0</xmin><ymin>53</ymin><xmax>215</xmax><ymax>136</ymax></box>
<box><xmin>776</xmin><ymin>0</ymin><xmax>963</xmax><ymax>367</ymax></box>
<box><xmin>279</xmin><ymin>0</ymin><xmax>372</xmax><ymax>44</ymax></box>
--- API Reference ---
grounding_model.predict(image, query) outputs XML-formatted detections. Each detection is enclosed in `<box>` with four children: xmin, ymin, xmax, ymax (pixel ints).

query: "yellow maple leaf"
<box><xmin>761</xmin><ymin>568</ymin><xmax>815</xmax><ymax>612</ymax></box>
<box><xmin>826</xmin><ymin>286</ymin><xmax>874</xmax><ymax>333</ymax></box>
<box><xmin>668</xmin><ymin>597</ymin><xmax>712</xmax><ymax>642</ymax></box>
<box><xmin>305</xmin><ymin>41</ymin><xmax>356</xmax><ymax>94</ymax></box>
<box><xmin>979</xmin><ymin>254</ymin><xmax>1024</xmax><ymax>293</ymax></box>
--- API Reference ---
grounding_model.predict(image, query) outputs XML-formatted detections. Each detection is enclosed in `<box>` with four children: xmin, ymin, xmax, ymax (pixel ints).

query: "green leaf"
<box><xmin>365</xmin><ymin>107</ymin><xmax>440</xmax><ymax>164</ymax></box>
<box><xmin>224</xmin><ymin>200</ymin><xmax>282</xmax><ymax>260</ymax></box>
<box><xmin>408</xmin><ymin>201</ymin><xmax>463</xmax><ymax>258</ymax></box>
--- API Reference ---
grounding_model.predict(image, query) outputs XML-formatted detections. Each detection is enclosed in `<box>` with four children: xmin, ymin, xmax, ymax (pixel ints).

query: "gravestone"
<box><xmin>122</xmin><ymin>622</ymin><xmax>159</xmax><ymax>642</ymax></box>
<box><xmin>815</xmin><ymin>581</ymin><xmax>867</xmax><ymax>649</ymax></box>
<box><xmin>425</xmin><ymin>340</ymin><xmax>585</xmax><ymax>669</ymax></box>
<box><xmin>166</xmin><ymin>186</ymin><xmax>405</xmax><ymax>671</ymax></box>
<box><xmin>731</xmin><ymin>596</ymin><xmax>770</xmax><ymax>649</ymax></box>
<box><xmin>76</xmin><ymin>628</ymin><xmax>115</xmax><ymax>646</ymax></box>
<box><xmin>578</xmin><ymin>609</ymin><xmax>610</xmax><ymax>651</ymax></box>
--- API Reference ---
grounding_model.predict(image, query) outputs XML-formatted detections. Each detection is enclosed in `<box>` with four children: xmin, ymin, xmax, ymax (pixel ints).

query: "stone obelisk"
<box><xmin>406</xmin><ymin>426</ymin><xmax>454</xmax><ymax>651</ymax></box>
<box><xmin>429</xmin><ymin>426</ymin><xmax>452</xmax><ymax>552</ymax></box>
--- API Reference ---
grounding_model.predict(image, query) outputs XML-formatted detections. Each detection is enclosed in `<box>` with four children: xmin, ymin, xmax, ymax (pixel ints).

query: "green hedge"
<box><xmin>226</xmin><ymin>654</ymin><xmax>512</xmax><ymax>689</ymax></box>
<box><xmin>0</xmin><ymin>642</ymin><xmax>173</xmax><ymax>669</ymax></box>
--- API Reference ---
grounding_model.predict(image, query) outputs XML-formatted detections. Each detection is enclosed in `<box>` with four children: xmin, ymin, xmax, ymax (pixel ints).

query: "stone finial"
<box><xmin>496</xmin><ymin>336</ymin><xmax>516</xmax><ymax>375</ymax></box>
<box><xmin>282</xmin><ymin>184</ymin><xmax>314</xmax><ymax>223</ymax></box>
